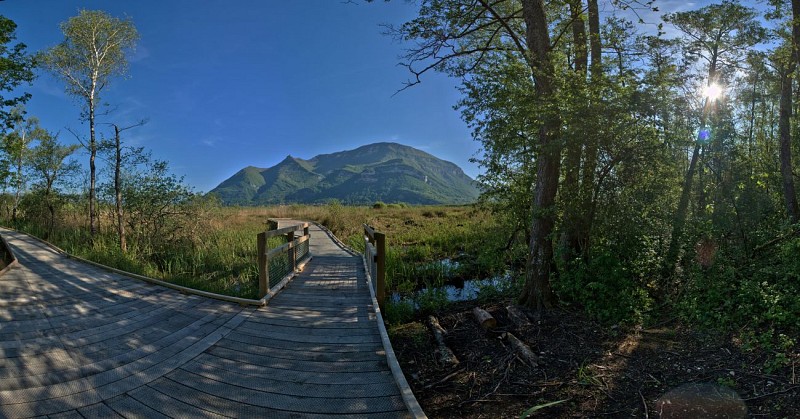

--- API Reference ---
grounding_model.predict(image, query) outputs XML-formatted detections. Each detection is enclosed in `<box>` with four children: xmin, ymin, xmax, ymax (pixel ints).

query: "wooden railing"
<box><xmin>0</xmin><ymin>232</ymin><xmax>17</xmax><ymax>275</ymax></box>
<box><xmin>363</xmin><ymin>224</ymin><xmax>386</xmax><ymax>310</ymax></box>
<box><xmin>257</xmin><ymin>220</ymin><xmax>311</xmax><ymax>298</ymax></box>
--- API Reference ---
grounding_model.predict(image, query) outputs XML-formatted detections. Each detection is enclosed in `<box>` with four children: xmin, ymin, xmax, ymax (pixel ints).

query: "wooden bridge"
<box><xmin>0</xmin><ymin>221</ymin><xmax>424</xmax><ymax>418</ymax></box>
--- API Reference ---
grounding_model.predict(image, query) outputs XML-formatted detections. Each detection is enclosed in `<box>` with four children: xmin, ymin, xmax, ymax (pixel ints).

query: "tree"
<box><xmin>5</xmin><ymin>107</ymin><xmax>47</xmax><ymax>223</ymax></box>
<box><xmin>560</xmin><ymin>0</ymin><xmax>589</xmax><ymax>264</ymax></box>
<box><xmin>661</xmin><ymin>0</ymin><xmax>766</xmax><ymax>278</ymax></box>
<box><xmin>776</xmin><ymin>0</ymin><xmax>800</xmax><ymax>224</ymax></box>
<box><xmin>392</xmin><ymin>0</ymin><xmax>567</xmax><ymax>311</ymax></box>
<box><xmin>121</xmin><ymin>157</ymin><xmax>198</xmax><ymax>257</ymax></box>
<box><xmin>560</xmin><ymin>0</ymin><xmax>606</xmax><ymax>265</ymax></box>
<box><xmin>0</xmin><ymin>16</ymin><xmax>35</xmax><ymax>130</ymax></box>
<box><xmin>99</xmin><ymin>120</ymin><xmax>147</xmax><ymax>253</ymax></box>
<box><xmin>39</xmin><ymin>10</ymin><xmax>139</xmax><ymax>239</ymax></box>
<box><xmin>25</xmin><ymin>131</ymin><xmax>79</xmax><ymax>238</ymax></box>
<box><xmin>517</xmin><ymin>0</ymin><xmax>563</xmax><ymax>312</ymax></box>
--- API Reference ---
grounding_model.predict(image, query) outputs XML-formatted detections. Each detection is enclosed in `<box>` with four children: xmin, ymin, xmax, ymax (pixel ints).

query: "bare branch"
<box><xmin>477</xmin><ymin>0</ymin><xmax>528</xmax><ymax>64</ymax></box>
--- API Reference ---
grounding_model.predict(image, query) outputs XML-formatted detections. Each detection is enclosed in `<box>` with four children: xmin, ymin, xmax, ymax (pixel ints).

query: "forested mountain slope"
<box><xmin>209</xmin><ymin>142</ymin><xmax>480</xmax><ymax>205</ymax></box>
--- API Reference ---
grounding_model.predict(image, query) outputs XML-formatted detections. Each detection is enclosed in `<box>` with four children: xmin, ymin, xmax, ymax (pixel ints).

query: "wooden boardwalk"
<box><xmin>0</xmin><ymin>223</ymin><xmax>418</xmax><ymax>418</ymax></box>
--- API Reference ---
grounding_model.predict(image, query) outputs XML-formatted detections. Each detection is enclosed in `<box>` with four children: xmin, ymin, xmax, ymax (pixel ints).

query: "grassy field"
<box><xmin>11</xmin><ymin>203</ymin><xmax>520</xmax><ymax>304</ymax></box>
<box><xmin>250</xmin><ymin>203</ymin><xmax>519</xmax><ymax>294</ymax></box>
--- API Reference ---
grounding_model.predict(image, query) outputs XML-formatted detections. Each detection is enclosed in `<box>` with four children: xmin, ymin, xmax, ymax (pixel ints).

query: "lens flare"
<box><xmin>704</xmin><ymin>83</ymin><xmax>722</xmax><ymax>101</ymax></box>
<box><xmin>698</xmin><ymin>128</ymin><xmax>711</xmax><ymax>144</ymax></box>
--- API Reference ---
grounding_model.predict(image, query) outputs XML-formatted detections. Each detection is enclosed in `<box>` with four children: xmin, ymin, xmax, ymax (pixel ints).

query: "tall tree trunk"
<box><xmin>89</xmin><ymin>95</ymin><xmax>98</xmax><ymax>239</ymax></box>
<box><xmin>794</xmin><ymin>0</ymin><xmax>800</xmax><ymax>68</ymax></box>
<box><xmin>569</xmin><ymin>1</ymin><xmax>588</xmax><ymax>74</ymax></box>
<box><xmin>663</xmin><ymin>57</ymin><xmax>718</xmax><ymax>279</ymax></box>
<box><xmin>778</xmin><ymin>64</ymin><xmax>799</xmax><ymax>223</ymax></box>
<box><xmin>782</xmin><ymin>0</ymin><xmax>800</xmax><ymax>224</ymax></box>
<box><xmin>561</xmin><ymin>0</ymin><xmax>588</xmax><ymax>265</ymax></box>
<box><xmin>519</xmin><ymin>0</ymin><xmax>562</xmax><ymax>313</ymax></box>
<box><xmin>114</xmin><ymin>125</ymin><xmax>127</xmax><ymax>252</ymax></box>
<box><xmin>663</xmin><ymin>142</ymin><xmax>702</xmax><ymax>278</ymax></box>
<box><xmin>12</xmin><ymin>130</ymin><xmax>25</xmax><ymax>224</ymax></box>
<box><xmin>747</xmin><ymin>70</ymin><xmax>758</xmax><ymax>163</ymax></box>
<box><xmin>45</xmin><ymin>187</ymin><xmax>55</xmax><ymax>240</ymax></box>
<box><xmin>578</xmin><ymin>0</ymin><xmax>602</xmax><ymax>258</ymax></box>
<box><xmin>587</xmin><ymin>0</ymin><xmax>600</xmax><ymax>71</ymax></box>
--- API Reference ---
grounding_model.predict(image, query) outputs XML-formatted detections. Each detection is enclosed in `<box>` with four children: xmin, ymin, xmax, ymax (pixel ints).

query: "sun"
<box><xmin>703</xmin><ymin>83</ymin><xmax>723</xmax><ymax>101</ymax></box>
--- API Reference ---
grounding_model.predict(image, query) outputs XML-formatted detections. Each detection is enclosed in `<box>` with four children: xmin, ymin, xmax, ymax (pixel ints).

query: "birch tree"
<box><xmin>39</xmin><ymin>10</ymin><xmax>138</xmax><ymax>239</ymax></box>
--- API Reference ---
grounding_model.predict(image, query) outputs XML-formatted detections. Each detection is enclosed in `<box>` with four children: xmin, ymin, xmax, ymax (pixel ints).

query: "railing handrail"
<box><xmin>263</xmin><ymin>224</ymin><xmax>304</xmax><ymax>238</ymax></box>
<box><xmin>257</xmin><ymin>221</ymin><xmax>311</xmax><ymax>299</ymax></box>
<box><xmin>363</xmin><ymin>224</ymin><xmax>386</xmax><ymax>310</ymax></box>
<box><xmin>265</xmin><ymin>234</ymin><xmax>309</xmax><ymax>258</ymax></box>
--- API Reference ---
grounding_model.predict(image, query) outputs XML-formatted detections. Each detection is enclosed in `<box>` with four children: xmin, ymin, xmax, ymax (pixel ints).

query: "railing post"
<box><xmin>257</xmin><ymin>232</ymin><xmax>268</xmax><ymax>298</ymax></box>
<box><xmin>375</xmin><ymin>231</ymin><xmax>386</xmax><ymax>311</ymax></box>
<box><xmin>288</xmin><ymin>230</ymin><xmax>296</xmax><ymax>272</ymax></box>
<box><xmin>303</xmin><ymin>224</ymin><xmax>309</xmax><ymax>237</ymax></box>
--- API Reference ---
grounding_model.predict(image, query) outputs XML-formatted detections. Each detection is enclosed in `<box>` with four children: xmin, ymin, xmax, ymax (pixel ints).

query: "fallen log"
<box><xmin>504</xmin><ymin>332</ymin><xmax>539</xmax><ymax>367</ymax></box>
<box><xmin>506</xmin><ymin>305</ymin><xmax>531</xmax><ymax>329</ymax></box>
<box><xmin>427</xmin><ymin>315</ymin><xmax>459</xmax><ymax>366</ymax></box>
<box><xmin>472</xmin><ymin>307</ymin><xmax>497</xmax><ymax>330</ymax></box>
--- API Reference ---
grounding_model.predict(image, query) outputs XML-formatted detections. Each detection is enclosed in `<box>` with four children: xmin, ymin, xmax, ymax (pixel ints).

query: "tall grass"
<box><xmin>9</xmin><ymin>203</ymin><xmax>518</xmax><ymax>300</ymax></box>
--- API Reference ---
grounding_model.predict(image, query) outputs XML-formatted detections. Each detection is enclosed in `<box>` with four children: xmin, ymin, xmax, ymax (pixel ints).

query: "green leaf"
<box><xmin>519</xmin><ymin>399</ymin><xmax>568</xmax><ymax>419</ymax></box>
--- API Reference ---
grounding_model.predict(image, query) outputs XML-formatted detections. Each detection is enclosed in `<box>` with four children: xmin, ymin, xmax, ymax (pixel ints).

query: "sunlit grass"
<box><xmin>10</xmin><ymin>203</ymin><xmax>517</xmax><ymax>300</ymax></box>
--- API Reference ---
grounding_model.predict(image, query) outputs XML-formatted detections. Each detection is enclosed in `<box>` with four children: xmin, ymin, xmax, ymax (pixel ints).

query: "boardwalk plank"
<box><xmin>176</xmin><ymin>362</ymin><xmax>401</xmax><ymax>397</ymax></box>
<box><xmin>214</xmin><ymin>337</ymin><xmax>386</xmax><ymax>362</ymax></box>
<box><xmin>223</xmin><ymin>329</ymin><xmax>383</xmax><ymax>353</ymax></box>
<box><xmin>233</xmin><ymin>320</ymin><xmax>380</xmax><ymax>337</ymax></box>
<box><xmin>190</xmin><ymin>353</ymin><xmax>396</xmax><ymax>385</ymax></box>
<box><xmin>0</xmin><ymin>223</ymin><xmax>416</xmax><ymax>419</ymax></box>
<box><xmin>104</xmin><ymin>395</ymin><xmax>169</xmax><ymax>419</ymax></box>
<box><xmin>128</xmin><ymin>384</ymin><xmax>225</xmax><ymax>419</ymax></box>
<box><xmin>147</xmin><ymin>377</ymin><xmax>321</xmax><ymax>419</ymax></box>
<box><xmin>161</xmin><ymin>368</ymin><xmax>407</xmax><ymax>414</ymax></box>
<box><xmin>77</xmin><ymin>402</ymin><xmax>125</xmax><ymax>419</ymax></box>
<box><xmin>206</xmin><ymin>345</ymin><xmax>389</xmax><ymax>373</ymax></box>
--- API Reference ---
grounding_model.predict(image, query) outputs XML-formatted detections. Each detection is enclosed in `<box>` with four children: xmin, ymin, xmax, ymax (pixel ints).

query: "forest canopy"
<box><xmin>388</xmin><ymin>0</ymin><xmax>800</xmax><ymax>338</ymax></box>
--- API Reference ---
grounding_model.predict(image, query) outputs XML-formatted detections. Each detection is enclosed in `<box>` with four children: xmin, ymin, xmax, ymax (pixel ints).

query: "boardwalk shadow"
<box><xmin>0</xmin><ymin>224</ymin><xmax>415</xmax><ymax>417</ymax></box>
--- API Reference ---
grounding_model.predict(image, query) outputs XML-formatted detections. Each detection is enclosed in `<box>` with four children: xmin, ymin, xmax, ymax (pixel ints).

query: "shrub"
<box><xmin>677</xmin><ymin>236</ymin><xmax>800</xmax><ymax>336</ymax></box>
<box><xmin>554</xmin><ymin>252</ymin><xmax>653</xmax><ymax>325</ymax></box>
<box><xmin>384</xmin><ymin>299</ymin><xmax>416</xmax><ymax>325</ymax></box>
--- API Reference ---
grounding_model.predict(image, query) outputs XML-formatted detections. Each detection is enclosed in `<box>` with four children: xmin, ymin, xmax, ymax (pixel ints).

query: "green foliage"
<box><xmin>716</xmin><ymin>376</ymin><xmax>737</xmax><ymax>389</ymax></box>
<box><xmin>663</xmin><ymin>0</ymin><xmax>767</xmax><ymax>69</ymax></box>
<box><xmin>384</xmin><ymin>300</ymin><xmax>416</xmax><ymax>325</ymax></box>
<box><xmin>476</xmin><ymin>276</ymin><xmax>520</xmax><ymax>303</ymax></box>
<box><xmin>119</xmin><ymin>159</ymin><xmax>201</xmax><ymax>254</ymax></box>
<box><xmin>555</xmin><ymin>253</ymin><xmax>653</xmax><ymax>325</ymax></box>
<box><xmin>677</xmin><ymin>234</ymin><xmax>800</xmax><ymax>358</ymax></box>
<box><xmin>519</xmin><ymin>399</ymin><xmax>568</xmax><ymax>418</ymax></box>
<box><xmin>0</xmin><ymin>16</ymin><xmax>35</xmax><ymax>130</ymax></box>
<box><xmin>415</xmin><ymin>287</ymin><xmax>450</xmax><ymax>313</ymax></box>
<box><xmin>26</xmin><ymin>130</ymin><xmax>80</xmax><ymax>192</ymax></box>
<box><xmin>38</xmin><ymin>10</ymin><xmax>139</xmax><ymax>103</ymax></box>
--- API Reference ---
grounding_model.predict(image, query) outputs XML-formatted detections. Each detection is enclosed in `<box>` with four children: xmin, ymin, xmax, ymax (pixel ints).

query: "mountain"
<box><xmin>209</xmin><ymin>142</ymin><xmax>480</xmax><ymax>205</ymax></box>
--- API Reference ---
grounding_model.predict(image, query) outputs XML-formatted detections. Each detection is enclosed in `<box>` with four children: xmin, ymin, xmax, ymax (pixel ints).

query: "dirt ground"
<box><xmin>390</xmin><ymin>302</ymin><xmax>800</xmax><ymax>418</ymax></box>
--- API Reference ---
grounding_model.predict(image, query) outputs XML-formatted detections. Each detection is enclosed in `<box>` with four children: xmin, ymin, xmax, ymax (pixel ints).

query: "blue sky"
<box><xmin>1</xmin><ymin>0</ymin><xmax>732</xmax><ymax>193</ymax></box>
<box><xmin>3</xmin><ymin>0</ymin><xmax>475</xmax><ymax>193</ymax></box>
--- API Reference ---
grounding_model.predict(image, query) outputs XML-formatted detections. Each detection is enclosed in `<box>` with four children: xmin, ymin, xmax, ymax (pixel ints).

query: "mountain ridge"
<box><xmin>209</xmin><ymin>142</ymin><xmax>480</xmax><ymax>205</ymax></box>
